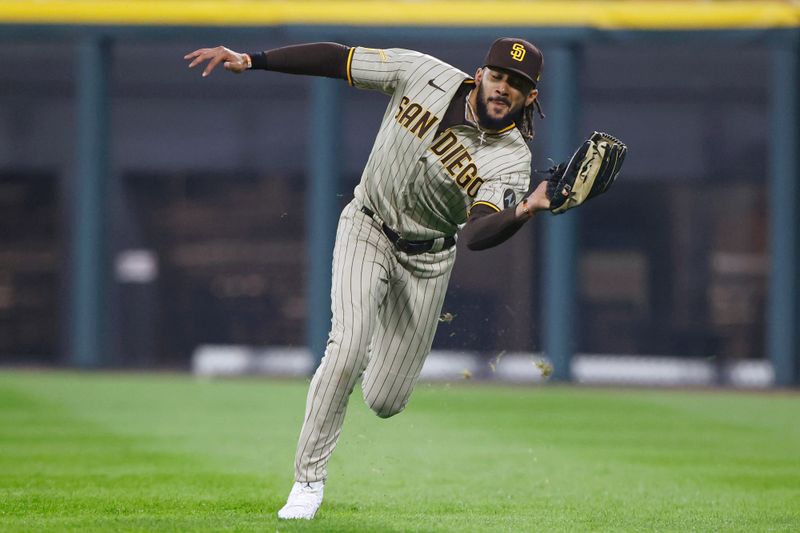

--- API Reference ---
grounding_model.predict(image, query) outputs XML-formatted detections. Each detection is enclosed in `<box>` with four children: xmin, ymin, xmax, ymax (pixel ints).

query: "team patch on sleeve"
<box><xmin>472</xmin><ymin>174</ymin><xmax>529</xmax><ymax>214</ymax></box>
<box><xmin>503</xmin><ymin>189</ymin><xmax>516</xmax><ymax>208</ymax></box>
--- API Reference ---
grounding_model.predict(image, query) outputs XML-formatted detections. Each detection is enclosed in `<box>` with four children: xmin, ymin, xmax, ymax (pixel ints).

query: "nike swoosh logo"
<box><xmin>428</xmin><ymin>79</ymin><xmax>445</xmax><ymax>92</ymax></box>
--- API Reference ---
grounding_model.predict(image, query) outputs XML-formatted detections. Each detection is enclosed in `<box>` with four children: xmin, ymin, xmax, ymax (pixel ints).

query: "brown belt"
<box><xmin>360</xmin><ymin>206</ymin><xmax>456</xmax><ymax>255</ymax></box>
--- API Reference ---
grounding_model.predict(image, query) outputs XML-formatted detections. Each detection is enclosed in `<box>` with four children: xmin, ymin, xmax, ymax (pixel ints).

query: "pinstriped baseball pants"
<box><xmin>294</xmin><ymin>200</ymin><xmax>455</xmax><ymax>483</ymax></box>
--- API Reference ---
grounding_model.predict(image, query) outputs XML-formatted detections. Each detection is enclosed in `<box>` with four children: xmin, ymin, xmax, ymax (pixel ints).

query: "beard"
<box><xmin>474</xmin><ymin>81</ymin><xmax>523</xmax><ymax>131</ymax></box>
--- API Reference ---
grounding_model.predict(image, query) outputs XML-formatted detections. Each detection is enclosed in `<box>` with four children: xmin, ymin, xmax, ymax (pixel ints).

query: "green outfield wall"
<box><xmin>1</xmin><ymin>0</ymin><xmax>798</xmax><ymax>385</ymax></box>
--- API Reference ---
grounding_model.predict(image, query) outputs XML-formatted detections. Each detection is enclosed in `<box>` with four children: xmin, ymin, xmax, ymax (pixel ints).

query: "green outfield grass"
<box><xmin>0</xmin><ymin>370</ymin><xmax>798</xmax><ymax>532</ymax></box>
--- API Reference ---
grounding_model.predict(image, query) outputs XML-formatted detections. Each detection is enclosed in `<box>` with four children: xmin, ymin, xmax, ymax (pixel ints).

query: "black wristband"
<box><xmin>249</xmin><ymin>51</ymin><xmax>268</xmax><ymax>70</ymax></box>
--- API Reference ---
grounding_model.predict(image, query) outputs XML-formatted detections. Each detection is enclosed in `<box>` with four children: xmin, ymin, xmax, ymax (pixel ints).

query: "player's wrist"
<box><xmin>516</xmin><ymin>198</ymin><xmax>534</xmax><ymax>221</ymax></box>
<box><xmin>248</xmin><ymin>51</ymin><xmax>268</xmax><ymax>70</ymax></box>
<box><xmin>242</xmin><ymin>53</ymin><xmax>252</xmax><ymax>70</ymax></box>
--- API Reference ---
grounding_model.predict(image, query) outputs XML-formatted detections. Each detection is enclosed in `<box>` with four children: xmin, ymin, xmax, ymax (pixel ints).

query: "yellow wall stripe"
<box><xmin>1</xmin><ymin>1</ymin><xmax>799</xmax><ymax>29</ymax></box>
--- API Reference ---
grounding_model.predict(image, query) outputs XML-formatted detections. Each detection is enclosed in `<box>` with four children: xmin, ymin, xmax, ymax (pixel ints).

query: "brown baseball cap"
<box><xmin>483</xmin><ymin>38</ymin><xmax>543</xmax><ymax>87</ymax></box>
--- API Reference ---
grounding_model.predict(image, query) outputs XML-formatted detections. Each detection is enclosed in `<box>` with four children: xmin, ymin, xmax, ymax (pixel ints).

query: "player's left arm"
<box><xmin>461</xmin><ymin>180</ymin><xmax>549</xmax><ymax>250</ymax></box>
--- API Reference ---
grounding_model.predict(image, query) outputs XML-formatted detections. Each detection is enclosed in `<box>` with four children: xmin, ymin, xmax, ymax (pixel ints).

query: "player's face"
<box><xmin>474</xmin><ymin>67</ymin><xmax>538</xmax><ymax>129</ymax></box>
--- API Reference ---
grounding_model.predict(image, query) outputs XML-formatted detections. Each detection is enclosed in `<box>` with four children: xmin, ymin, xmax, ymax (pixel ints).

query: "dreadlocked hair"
<box><xmin>520</xmin><ymin>99</ymin><xmax>545</xmax><ymax>142</ymax></box>
<box><xmin>520</xmin><ymin>104</ymin><xmax>535</xmax><ymax>141</ymax></box>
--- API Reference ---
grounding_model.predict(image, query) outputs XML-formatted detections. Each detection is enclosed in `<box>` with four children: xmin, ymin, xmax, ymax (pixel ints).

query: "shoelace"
<box><xmin>286</xmin><ymin>494</ymin><xmax>321</xmax><ymax>510</ymax></box>
<box><xmin>287</xmin><ymin>484</ymin><xmax>322</xmax><ymax>504</ymax></box>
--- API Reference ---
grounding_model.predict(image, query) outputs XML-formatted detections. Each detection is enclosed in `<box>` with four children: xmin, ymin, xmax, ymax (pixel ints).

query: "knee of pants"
<box><xmin>317</xmin><ymin>357</ymin><xmax>366</xmax><ymax>391</ymax></box>
<box><xmin>318</xmin><ymin>337</ymin><xmax>369</xmax><ymax>385</ymax></box>
<box><xmin>363</xmin><ymin>390</ymin><xmax>406</xmax><ymax>419</ymax></box>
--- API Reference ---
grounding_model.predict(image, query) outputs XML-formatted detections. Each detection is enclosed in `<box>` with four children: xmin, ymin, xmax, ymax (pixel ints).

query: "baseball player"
<box><xmin>186</xmin><ymin>38</ymin><xmax>553</xmax><ymax>520</ymax></box>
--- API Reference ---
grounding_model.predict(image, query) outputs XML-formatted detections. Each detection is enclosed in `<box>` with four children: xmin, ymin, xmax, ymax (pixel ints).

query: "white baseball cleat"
<box><xmin>277</xmin><ymin>481</ymin><xmax>325</xmax><ymax>520</ymax></box>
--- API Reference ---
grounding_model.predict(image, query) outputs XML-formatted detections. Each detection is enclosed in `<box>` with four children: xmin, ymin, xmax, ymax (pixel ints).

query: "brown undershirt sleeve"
<box><xmin>249</xmin><ymin>42</ymin><xmax>351</xmax><ymax>79</ymax></box>
<box><xmin>461</xmin><ymin>204</ymin><xmax>527</xmax><ymax>251</ymax></box>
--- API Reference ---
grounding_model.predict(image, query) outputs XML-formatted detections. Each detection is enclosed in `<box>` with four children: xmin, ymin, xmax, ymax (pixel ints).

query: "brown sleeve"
<box><xmin>461</xmin><ymin>204</ymin><xmax>527</xmax><ymax>251</ymax></box>
<box><xmin>249</xmin><ymin>42</ymin><xmax>351</xmax><ymax>79</ymax></box>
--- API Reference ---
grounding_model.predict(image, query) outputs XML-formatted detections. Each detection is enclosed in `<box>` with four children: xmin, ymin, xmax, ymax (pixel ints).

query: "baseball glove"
<box><xmin>546</xmin><ymin>132</ymin><xmax>627</xmax><ymax>215</ymax></box>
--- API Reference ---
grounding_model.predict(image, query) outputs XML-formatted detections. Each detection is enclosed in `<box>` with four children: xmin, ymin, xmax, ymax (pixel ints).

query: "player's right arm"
<box><xmin>184</xmin><ymin>43</ymin><xmax>350</xmax><ymax>78</ymax></box>
<box><xmin>184</xmin><ymin>43</ymin><xmax>414</xmax><ymax>95</ymax></box>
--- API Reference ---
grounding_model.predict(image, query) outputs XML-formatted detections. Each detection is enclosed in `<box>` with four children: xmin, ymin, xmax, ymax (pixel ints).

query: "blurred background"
<box><xmin>0</xmin><ymin>0</ymin><xmax>798</xmax><ymax>388</ymax></box>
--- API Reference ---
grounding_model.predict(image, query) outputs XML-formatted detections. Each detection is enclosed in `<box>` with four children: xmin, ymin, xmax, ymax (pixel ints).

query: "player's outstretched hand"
<box><xmin>546</xmin><ymin>132</ymin><xmax>627</xmax><ymax>215</ymax></box>
<box><xmin>516</xmin><ymin>180</ymin><xmax>550</xmax><ymax>220</ymax></box>
<box><xmin>184</xmin><ymin>46</ymin><xmax>249</xmax><ymax>77</ymax></box>
<box><xmin>527</xmin><ymin>180</ymin><xmax>551</xmax><ymax>211</ymax></box>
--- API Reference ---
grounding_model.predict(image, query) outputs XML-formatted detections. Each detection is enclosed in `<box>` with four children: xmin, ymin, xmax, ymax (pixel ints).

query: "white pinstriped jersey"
<box><xmin>292</xmin><ymin>45</ymin><xmax>535</xmax><ymax>486</ymax></box>
<box><xmin>347</xmin><ymin>47</ymin><xmax>532</xmax><ymax>241</ymax></box>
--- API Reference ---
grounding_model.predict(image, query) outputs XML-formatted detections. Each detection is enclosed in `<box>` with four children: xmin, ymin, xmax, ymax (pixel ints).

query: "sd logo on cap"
<box><xmin>510</xmin><ymin>43</ymin><xmax>527</xmax><ymax>62</ymax></box>
<box><xmin>483</xmin><ymin>38</ymin><xmax>543</xmax><ymax>86</ymax></box>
